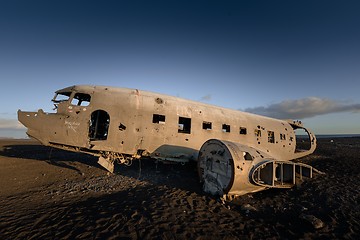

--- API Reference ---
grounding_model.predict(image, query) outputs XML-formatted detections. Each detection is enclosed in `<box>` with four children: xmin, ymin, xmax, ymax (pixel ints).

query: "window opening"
<box><xmin>280</xmin><ymin>133</ymin><xmax>286</xmax><ymax>140</ymax></box>
<box><xmin>153</xmin><ymin>114</ymin><xmax>166</xmax><ymax>124</ymax></box>
<box><xmin>294</xmin><ymin>128</ymin><xmax>312</xmax><ymax>152</ymax></box>
<box><xmin>119</xmin><ymin>123</ymin><xmax>126</xmax><ymax>131</ymax></box>
<box><xmin>71</xmin><ymin>93</ymin><xmax>91</xmax><ymax>106</ymax></box>
<box><xmin>178</xmin><ymin>117</ymin><xmax>191</xmax><ymax>134</ymax></box>
<box><xmin>202</xmin><ymin>121</ymin><xmax>212</xmax><ymax>130</ymax></box>
<box><xmin>53</xmin><ymin>92</ymin><xmax>71</xmax><ymax>103</ymax></box>
<box><xmin>52</xmin><ymin>92</ymin><xmax>72</xmax><ymax>110</ymax></box>
<box><xmin>89</xmin><ymin>110</ymin><xmax>110</xmax><ymax>140</ymax></box>
<box><xmin>254</xmin><ymin>129</ymin><xmax>261</xmax><ymax>137</ymax></box>
<box><xmin>222</xmin><ymin>124</ymin><xmax>230</xmax><ymax>133</ymax></box>
<box><xmin>240</xmin><ymin>127</ymin><xmax>247</xmax><ymax>135</ymax></box>
<box><xmin>268</xmin><ymin>131</ymin><xmax>275</xmax><ymax>143</ymax></box>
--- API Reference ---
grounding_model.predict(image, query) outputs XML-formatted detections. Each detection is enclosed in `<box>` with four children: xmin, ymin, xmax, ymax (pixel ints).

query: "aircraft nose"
<box><xmin>17</xmin><ymin>109</ymin><xmax>44</xmax><ymax>140</ymax></box>
<box><xmin>18</xmin><ymin>110</ymin><xmax>37</xmax><ymax>129</ymax></box>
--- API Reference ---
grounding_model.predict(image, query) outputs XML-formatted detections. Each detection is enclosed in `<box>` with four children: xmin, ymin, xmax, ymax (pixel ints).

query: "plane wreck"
<box><xmin>18</xmin><ymin>85</ymin><xmax>320</xmax><ymax>197</ymax></box>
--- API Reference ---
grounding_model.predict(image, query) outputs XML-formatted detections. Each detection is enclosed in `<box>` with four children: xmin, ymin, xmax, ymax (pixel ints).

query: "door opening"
<box><xmin>89</xmin><ymin>110</ymin><xmax>110</xmax><ymax>140</ymax></box>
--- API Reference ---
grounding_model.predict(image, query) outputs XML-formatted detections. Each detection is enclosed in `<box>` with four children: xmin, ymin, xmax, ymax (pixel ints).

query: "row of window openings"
<box><xmin>152</xmin><ymin>114</ymin><xmax>287</xmax><ymax>142</ymax></box>
<box><xmin>153</xmin><ymin>114</ymin><xmax>239</xmax><ymax>134</ymax></box>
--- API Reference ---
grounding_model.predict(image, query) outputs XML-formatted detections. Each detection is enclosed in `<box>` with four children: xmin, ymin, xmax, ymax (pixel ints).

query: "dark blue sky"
<box><xmin>1</xmin><ymin>0</ymin><xmax>360</xmax><ymax>136</ymax></box>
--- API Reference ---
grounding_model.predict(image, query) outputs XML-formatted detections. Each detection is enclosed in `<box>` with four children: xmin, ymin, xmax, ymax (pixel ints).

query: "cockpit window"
<box><xmin>71</xmin><ymin>93</ymin><xmax>91</xmax><ymax>106</ymax></box>
<box><xmin>52</xmin><ymin>92</ymin><xmax>71</xmax><ymax>103</ymax></box>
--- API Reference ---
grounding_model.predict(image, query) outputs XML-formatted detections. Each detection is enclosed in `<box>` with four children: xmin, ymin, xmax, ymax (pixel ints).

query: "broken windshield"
<box><xmin>52</xmin><ymin>91</ymin><xmax>91</xmax><ymax>110</ymax></box>
<box><xmin>52</xmin><ymin>92</ymin><xmax>72</xmax><ymax>103</ymax></box>
<box><xmin>71</xmin><ymin>93</ymin><xmax>91</xmax><ymax>106</ymax></box>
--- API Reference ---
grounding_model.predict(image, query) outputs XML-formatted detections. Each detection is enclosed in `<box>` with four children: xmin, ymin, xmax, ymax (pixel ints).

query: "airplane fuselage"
<box><xmin>18</xmin><ymin>85</ymin><xmax>318</xmax><ymax>196</ymax></box>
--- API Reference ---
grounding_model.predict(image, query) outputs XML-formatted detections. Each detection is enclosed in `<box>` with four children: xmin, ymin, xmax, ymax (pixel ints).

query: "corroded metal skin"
<box><xmin>18</xmin><ymin>85</ymin><xmax>317</xmax><ymax>196</ymax></box>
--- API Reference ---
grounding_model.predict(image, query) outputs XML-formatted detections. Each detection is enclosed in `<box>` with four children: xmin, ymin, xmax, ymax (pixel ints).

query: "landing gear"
<box><xmin>97</xmin><ymin>151</ymin><xmax>134</xmax><ymax>173</ymax></box>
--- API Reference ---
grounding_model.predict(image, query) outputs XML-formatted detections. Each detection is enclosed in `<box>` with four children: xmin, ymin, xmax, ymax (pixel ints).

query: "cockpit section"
<box><xmin>18</xmin><ymin>86</ymin><xmax>97</xmax><ymax>148</ymax></box>
<box><xmin>52</xmin><ymin>90</ymin><xmax>92</xmax><ymax>113</ymax></box>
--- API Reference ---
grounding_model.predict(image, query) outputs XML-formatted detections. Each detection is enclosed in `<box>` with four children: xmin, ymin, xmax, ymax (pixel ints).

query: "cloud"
<box><xmin>0</xmin><ymin>118</ymin><xmax>25</xmax><ymax>129</ymax></box>
<box><xmin>244</xmin><ymin>97</ymin><xmax>360</xmax><ymax>119</ymax></box>
<box><xmin>199</xmin><ymin>94</ymin><xmax>212</xmax><ymax>101</ymax></box>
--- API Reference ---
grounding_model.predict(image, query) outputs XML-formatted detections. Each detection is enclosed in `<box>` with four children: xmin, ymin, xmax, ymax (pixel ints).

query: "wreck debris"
<box><xmin>299</xmin><ymin>214</ymin><xmax>325</xmax><ymax>229</ymax></box>
<box><xmin>18</xmin><ymin>85</ymin><xmax>318</xmax><ymax>196</ymax></box>
<box><xmin>198</xmin><ymin>139</ymin><xmax>321</xmax><ymax>197</ymax></box>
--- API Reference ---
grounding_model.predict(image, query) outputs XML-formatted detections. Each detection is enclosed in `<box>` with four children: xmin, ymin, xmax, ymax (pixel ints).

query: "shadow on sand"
<box><xmin>0</xmin><ymin>143</ymin><xmax>100</xmax><ymax>174</ymax></box>
<box><xmin>0</xmin><ymin>142</ymin><xmax>202</xmax><ymax>194</ymax></box>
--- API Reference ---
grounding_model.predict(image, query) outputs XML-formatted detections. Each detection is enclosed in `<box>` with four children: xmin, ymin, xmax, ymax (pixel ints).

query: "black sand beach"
<box><xmin>0</xmin><ymin>138</ymin><xmax>359</xmax><ymax>239</ymax></box>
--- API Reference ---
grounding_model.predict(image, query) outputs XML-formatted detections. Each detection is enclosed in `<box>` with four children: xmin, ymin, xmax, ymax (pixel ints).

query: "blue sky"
<box><xmin>1</xmin><ymin>0</ymin><xmax>360</xmax><ymax>138</ymax></box>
